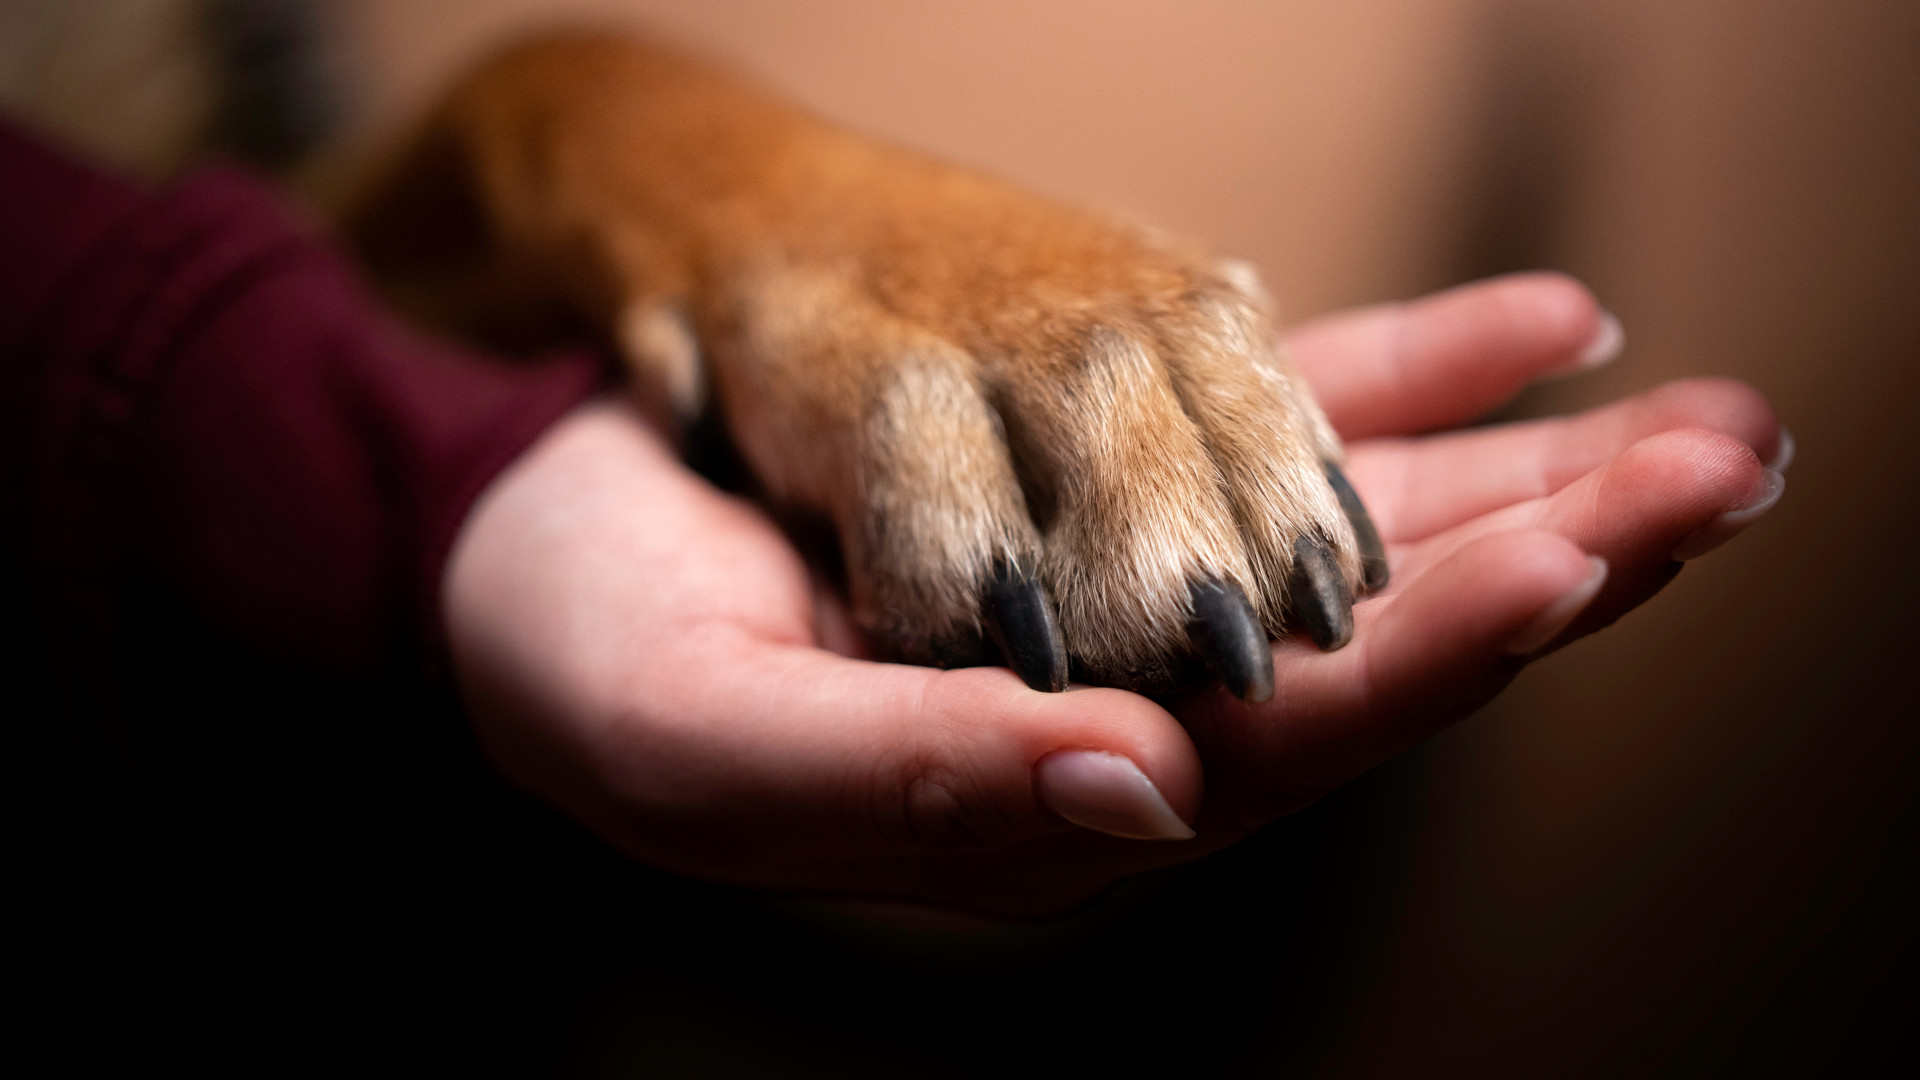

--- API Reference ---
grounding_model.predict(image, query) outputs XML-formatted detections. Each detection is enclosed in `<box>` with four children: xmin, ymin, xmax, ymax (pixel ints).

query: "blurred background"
<box><xmin>5</xmin><ymin>1</ymin><xmax>1916</xmax><ymax>1075</ymax></box>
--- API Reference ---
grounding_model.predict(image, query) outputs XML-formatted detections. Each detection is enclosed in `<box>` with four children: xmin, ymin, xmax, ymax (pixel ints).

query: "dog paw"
<box><xmin>360</xmin><ymin>34</ymin><xmax>1389</xmax><ymax>699</ymax></box>
<box><xmin>664</xmin><ymin>227</ymin><xmax>1388</xmax><ymax>698</ymax></box>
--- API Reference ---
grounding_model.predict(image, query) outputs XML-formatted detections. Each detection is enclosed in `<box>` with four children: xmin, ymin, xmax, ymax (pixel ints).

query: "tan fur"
<box><xmin>352</xmin><ymin>32</ymin><xmax>1363</xmax><ymax>689</ymax></box>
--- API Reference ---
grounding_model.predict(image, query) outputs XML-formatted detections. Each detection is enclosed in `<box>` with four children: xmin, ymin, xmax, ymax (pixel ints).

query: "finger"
<box><xmin>1287</xmin><ymin>272</ymin><xmax>1612</xmax><ymax>438</ymax></box>
<box><xmin>1395</xmin><ymin>427</ymin><xmax>1780</xmax><ymax>630</ymax></box>
<box><xmin>1347</xmin><ymin>377</ymin><xmax>1782</xmax><ymax>543</ymax></box>
<box><xmin>1181</xmin><ymin>530</ymin><xmax>1602</xmax><ymax>827</ymax></box>
<box><xmin>580</xmin><ymin>642</ymin><xmax>1207</xmax><ymax>875</ymax></box>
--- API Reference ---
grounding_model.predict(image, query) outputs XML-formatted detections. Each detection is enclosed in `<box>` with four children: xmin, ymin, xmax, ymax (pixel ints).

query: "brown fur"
<box><xmin>351</xmin><ymin>32</ymin><xmax>1362</xmax><ymax>690</ymax></box>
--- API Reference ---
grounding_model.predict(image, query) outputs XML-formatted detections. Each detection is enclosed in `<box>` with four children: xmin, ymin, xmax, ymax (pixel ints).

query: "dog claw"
<box><xmin>984</xmin><ymin>564</ymin><xmax>1068</xmax><ymax>693</ymax></box>
<box><xmin>1187</xmin><ymin>580</ymin><xmax>1275</xmax><ymax>704</ymax></box>
<box><xmin>1290</xmin><ymin>535</ymin><xmax>1354</xmax><ymax>651</ymax></box>
<box><xmin>1324</xmin><ymin>460</ymin><xmax>1389</xmax><ymax>594</ymax></box>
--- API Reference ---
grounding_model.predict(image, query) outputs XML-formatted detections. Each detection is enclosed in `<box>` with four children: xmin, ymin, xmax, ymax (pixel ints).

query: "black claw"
<box><xmin>1187</xmin><ymin>580</ymin><xmax>1275</xmax><ymax>704</ymax></box>
<box><xmin>983</xmin><ymin>564</ymin><xmax>1068</xmax><ymax>693</ymax></box>
<box><xmin>1325</xmin><ymin>460</ymin><xmax>1390</xmax><ymax>594</ymax></box>
<box><xmin>1290</xmin><ymin>535</ymin><xmax>1355</xmax><ymax>651</ymax></box>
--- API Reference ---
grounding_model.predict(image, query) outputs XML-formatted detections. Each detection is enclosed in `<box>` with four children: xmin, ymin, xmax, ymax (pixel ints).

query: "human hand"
<box><xmin>443</xmin><ymin>273</ymin><xmax>1783</xmax><ymax>915</ymax></box>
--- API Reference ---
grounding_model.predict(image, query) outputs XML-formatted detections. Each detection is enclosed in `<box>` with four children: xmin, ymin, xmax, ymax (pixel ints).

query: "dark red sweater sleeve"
<box><xmin>0</xmin><ymin>120</ymin><xmax>603</xmax><ymax>749</ymax></box>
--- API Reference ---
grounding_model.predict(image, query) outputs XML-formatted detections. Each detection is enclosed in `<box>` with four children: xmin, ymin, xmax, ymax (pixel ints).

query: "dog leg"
<box><xmin>352</xmin><ymin>33</ymin><xmax>1388</xmax><ymax>698</ymax></box>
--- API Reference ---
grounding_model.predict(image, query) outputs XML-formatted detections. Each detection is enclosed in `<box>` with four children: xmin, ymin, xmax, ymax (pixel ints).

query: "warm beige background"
<box><xmin>6</xmin><ymin>1</ymin><xmax>1917</xmax><ymax>1074</ymax></box>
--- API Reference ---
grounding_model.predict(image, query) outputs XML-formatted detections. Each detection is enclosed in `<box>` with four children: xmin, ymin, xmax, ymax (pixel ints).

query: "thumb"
<box><xmin>548</xmin><ymin>637</ymin><xmax>1205</xmax><ymax>879</ymax></box>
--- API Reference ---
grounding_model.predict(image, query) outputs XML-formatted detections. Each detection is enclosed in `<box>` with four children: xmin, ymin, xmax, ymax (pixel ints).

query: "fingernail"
<box><xmin>1671</xmin><ymin>468</ymin><xmax>1786</xmax><ymax>561</ymax></box>
<box><xmin>1574</xmin><ymin>311</ymin><xmax>1625</xmax><ymax>369</ymax></box>
<box><xmin>1766</xmin><ymin>426</ymin><xmax>1795</xmax><ymax>473</ymax></box>
<box><xmin>1035</xmin><ymin>750</ymin><xmax>1194</xmax><ymax>841</ymax></box>
<box><xmin>1504</xmin><ymin>556</ymin><xmax>1608</xmax><ymax>657</ymax></box>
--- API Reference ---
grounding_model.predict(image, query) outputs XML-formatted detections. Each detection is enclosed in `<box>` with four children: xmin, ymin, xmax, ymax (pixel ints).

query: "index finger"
<box><xmin>1286</xmin><ymin>272</ymin><xmax>1616</xmax><ymax>439</ymax></box>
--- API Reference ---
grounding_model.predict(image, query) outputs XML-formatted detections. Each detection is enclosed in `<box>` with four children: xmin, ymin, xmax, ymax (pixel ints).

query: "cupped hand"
<box><xmin>443</xmin><ymin>272</ymin><xmax>1784</xmax><ymax>915</ymax></box>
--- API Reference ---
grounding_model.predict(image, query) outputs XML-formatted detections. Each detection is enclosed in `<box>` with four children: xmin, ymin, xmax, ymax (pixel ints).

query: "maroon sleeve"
<box><xmin>0</xmin><ymin>120</ymin><xmax>604</xmax><ymax>749</ymax></box>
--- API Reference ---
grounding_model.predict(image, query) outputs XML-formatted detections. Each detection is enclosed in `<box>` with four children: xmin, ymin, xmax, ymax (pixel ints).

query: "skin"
<box><xmin>444</xmin><ymin>272</ymin><xmax>1783</xmax><ymax>918</ymax></box>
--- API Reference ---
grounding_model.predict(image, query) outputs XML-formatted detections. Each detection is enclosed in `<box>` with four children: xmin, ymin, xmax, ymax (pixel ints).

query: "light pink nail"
<box><xmin>1671</xmin><ymin>469</ymin><xmax>1786</xmax><ymax>561</ymax></box>
<box><xmin>1766</xmin><ymin>426</ymin><xmax>1795</xmax><ymax>473</ymax></box>
<box><xmin>1035</xmin><ymin>750</ymin><xmax>1194</xmax><ymax>841</ymax></box>
<box><xmin>1505</xmin><ymin>556</ymin><xmax>1609</xmax><ymax>657</ymax></box>
<box><xmin>1575</xmin><ymin>311</ymin><xmax>1625</xmax><ymax>369</ymax></box>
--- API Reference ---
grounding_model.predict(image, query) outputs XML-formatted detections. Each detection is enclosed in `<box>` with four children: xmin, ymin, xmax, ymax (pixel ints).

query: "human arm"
<box><xmin>0</xmin><ymin>118</ymin><xmax>602</xmax><ymax>748</ymax></box>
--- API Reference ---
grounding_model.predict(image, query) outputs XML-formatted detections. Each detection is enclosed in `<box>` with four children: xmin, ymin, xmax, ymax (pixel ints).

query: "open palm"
<box><xmin>444</xmin><ymin>273</ymin><xmax>1783</xmax><ymax>915</ymax></box>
